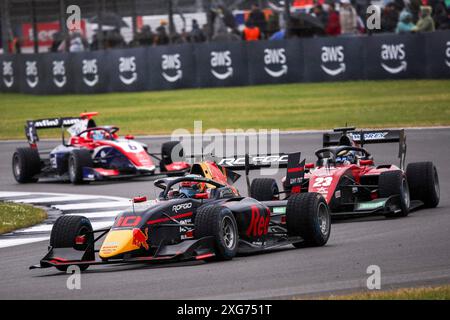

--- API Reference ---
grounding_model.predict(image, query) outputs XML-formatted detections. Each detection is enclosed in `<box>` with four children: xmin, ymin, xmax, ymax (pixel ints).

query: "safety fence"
<box><xmin>1</xmin><ymin>31</ymin><xmax>449</xmax><ymax>94</ymax></box>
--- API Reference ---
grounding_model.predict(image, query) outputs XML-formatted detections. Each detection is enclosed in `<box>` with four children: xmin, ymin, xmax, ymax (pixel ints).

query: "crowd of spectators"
<box><xmin>45</xmin><ymin>0</ymin><xmax>449</xmax><ymax>52</ymax></box>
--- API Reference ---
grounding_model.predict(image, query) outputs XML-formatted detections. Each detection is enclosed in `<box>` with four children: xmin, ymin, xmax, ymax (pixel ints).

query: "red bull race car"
<box><xmin>12</xmin><ymin>112</ymin><xmax>190</xmax><ymax>184</ymax></box>
<box><xmin>249</xmin><ymin>127</ymin><xmax>440</xmax><ymax>218</ymax></box>
<box><xmin>30</xmin><ymin>154</ymin><xmax>331</xmax><ymax>272</ymax></box>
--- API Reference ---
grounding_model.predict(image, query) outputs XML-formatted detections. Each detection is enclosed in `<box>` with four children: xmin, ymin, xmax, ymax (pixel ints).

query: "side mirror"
<box><xmin>132</xmin><ymin>196</ymin><xmax>147</xmax><ymax>203</ymax></box>
<box><xmin>360</xmin><ymin>159</ymin><xmax>374</xmax><ymax>166</ymax></box>
<box><xmin>125</xmin><ymin>135</ymin><xmax>135</xmax><ymax>140</ymax></box>
<box><xmin>305</xmin><ymin>163</ymin><xmax>314</xmax><ymax>169</ymax></box>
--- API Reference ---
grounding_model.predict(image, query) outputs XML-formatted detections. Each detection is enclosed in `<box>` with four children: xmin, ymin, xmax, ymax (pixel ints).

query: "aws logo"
<box><xmin>445</xmin><ymin>41</ymin><xmax>450</xmax><ymax>68</ymax></box>
<box><xmin>381</xmin><ymin>44</ymin><xmax>407</xmax><ymax>74</ymax></box>
<box><xmin>264</xmin><ymin>48</ymin><xmax>287</xmax><ymax>77</ymax></box>
<box><xmin>2</xmin><ymin>61</ymin><xmax>14</xmax><ymax>88</ymax></box>
<box><xmin>52</xmin><ymin>60</ymin><xmax>66</xmax><ymax>88</ymax></box>
<box><xmin>82</xmin><ymin>59</ymin><xmax>99</xmax><ymax>87</ymax></box>
<box><xmin>119</xmin><ymin>56</ymin><xmax>137</xmax><ymax>85</ymax></box>
<box><xmin>25</xmin><ymin>61</ymin><xmax>39</xmax><ymax>88</ymax></box>
<box><xmin>162</xmin><ymin>54</ymin><xmax>182</xmax><ymax>82</ymax></box>
<box><xmin>321</xmin><ymin>46</ymin><xmax>346</xmax><ymax>76</ymax></box>
<box><xmin>210</xmin><ymin>51</ymin><xmax>233</xmax><ymax>80</ymax></box>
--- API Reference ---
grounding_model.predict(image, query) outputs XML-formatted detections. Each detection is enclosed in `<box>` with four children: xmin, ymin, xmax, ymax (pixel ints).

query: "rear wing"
<box><xmin>25</xmin><ymin>112</ymin><xmax>98</xmax><ymax>146</ymax></box>
<box><xmin>323</xmin><ymin>127</ymin><xmax>407</xmax><ymax>169</ymax></box>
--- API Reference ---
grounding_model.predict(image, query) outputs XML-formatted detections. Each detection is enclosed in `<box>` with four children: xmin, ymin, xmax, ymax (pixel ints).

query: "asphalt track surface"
<box><xmin>0</xmin><ymin>129</ymin><xmax>449</xmax><ymax>299</ymax></box>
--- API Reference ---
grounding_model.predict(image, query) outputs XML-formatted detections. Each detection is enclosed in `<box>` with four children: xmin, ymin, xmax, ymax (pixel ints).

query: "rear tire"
<box><xmin>194</xmin><ymin>206</ymin><xmax>238</xmax><ymax>260</ymax></box>
<box><xmin>406</xmin><ymin>162</ymin><xmax>440</xmax><ymax>208</ymax></box>
<box><xmin>50</xmin><ymin>215</ymin><xmax>94</xmax><ymax>272</ymax></box>
<box><xmin>68</xmin><ymin>149</ymin><xmax>93</xmax><ymax>184</ymax></box>
<box><xmin>250</xmin><ymin>178</ymin><xmax>279</xmax><ymax>201</ymax></box>
<box><xmin>379</xmin><ymin>170</ymin><xmax>410</xmax><ymax>217</ymax></box>
<box><xmin>286</xmin><ymin>193</ymin><xmax>331</xmax><ymax>247</ymax></box>
<box><xmin>12</xmin><ymin>147</ymin><xmax>41</xmax><ymax>183</ymax></box>
<box><xmin>160</xmin><ymin>141</ymin><xmax>184</xmax><ymax>172</ymax></box>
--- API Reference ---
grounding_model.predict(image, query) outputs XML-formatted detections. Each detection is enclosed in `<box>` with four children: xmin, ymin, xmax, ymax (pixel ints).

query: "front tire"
<box><xmin>406</xmin><ymin>162</ymin><xmax>440</xmax><ymax>208</ymax></box>
<box><xmin>194</xmin><ymin>206</ymin><xmax>238</xmax><ymax>260</ymax></box>
<box><xmin>286</xmin><ymin>193</ymin><xmax>331</xmax><ymax>248</ymax></box>
<box><xmin>68</xmin><ymin>149</ymin><xmax>93</xmax><ymax>184</ymax></box>
<box><xmin>250</xmin><ymin>178</ymin><xmax>279</xmax><ymax>201</ymax></box>
<box><xmin>12</xmin><ymin>147</ymin><xmax>41</xmax><ymax>183</ymax></box>
<box><xmin>379</xmin><ymin>170</ymin><xmax>410</xmax><ymax>217</ymax></box>
<box><xmin>50</xmin><ymin>215</ymin><xmax>94</xmax><ymax>272</ymax></box>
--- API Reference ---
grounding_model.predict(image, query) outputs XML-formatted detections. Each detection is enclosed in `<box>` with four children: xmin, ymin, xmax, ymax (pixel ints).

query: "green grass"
<box><xmin>323</xmin><ymin>285</ymin><xmax>450</xmax><ymax>300</ymax></box>
<box><xmin>1</xmin><ymin>80</ymin><xmax>449</xmax><ymax>139</ymax></box>
<box><xmin>0</xmin><ymin>202</ymin><xmax>47</xmax><ymax>234</ymax></box>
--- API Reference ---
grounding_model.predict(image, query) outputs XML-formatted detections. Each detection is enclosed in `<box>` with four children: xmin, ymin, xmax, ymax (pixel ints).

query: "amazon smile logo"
<box><xmin>25</xmin><ymin>61</ymin><xmax>39</xmax><ymax>88</ymax></box>
<box><xmin>264</xmin><ymin>48</ymin><xmax>288</xmax><ymax>77</ymax></box>
<box><xmin>82</xmin><ymin>59</ymin><xmax>99</xmax><ymax>87</ymax></box>
<box><xmin>380</xmin><ymin>43</ymin><xmax>407</xmax><ymax>74</ymax></box>
<box><xmin>162</xmin><ymin>54</ymin><xmax>183</xmax><ymax>82</ymax></box>
<box><xmin>119</xmin><ymin>56</ymin><xmax>137</xmax><ymax>85</ymax></box>
<box><xmin>52</xmin><ymin>60</ymin><xmax>66</xmax><ymax>88</ymax></box>
<box><xmin>320</xmin><ymin>46</ymin><xmax>346</xmax><ymax>76</ymax></box>
<box><xmin>445</xmin><ymin>41</ymin><xmax>450</xmax><ymax>68</ymax></box>
<box><xmin>210</xmin><ymin>51</ymin><xmax>233</xmax><ymax>80</ymax></box>
<box><xmin>2</xmin><ymin>61</ymin><xmax>14</xmax><ymax>88</ymax></box>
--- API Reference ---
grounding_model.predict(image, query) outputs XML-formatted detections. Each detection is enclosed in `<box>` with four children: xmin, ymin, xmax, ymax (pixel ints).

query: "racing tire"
<box><xmin>12</xmin><ymin>147</ymin><xmax>41</xmax><ymax>183</ymax></box>
<box><xmin>194</xmin><ymin>206</ymin><xmax>238</xmax><ymax>261</ymax></box>
<box><xmin>286</xmin><ymin>193</ymin><xmax>331</xmax><ymax>248</ymax></box>
<box><xmin>406</xmin><ymin>162</ymin><xmax>440</xmax><ymax>208</ymax></box>
<box><xmin>379</xmin><ymin>170</ymin><xmax>410</xmax><ymax>217</ymax></box>
<box><xmin>250</xmin><ymin>178</ymin><xmax>279</xmax><ymax>201</ymax></box>
<box><xmin>160</xmin><ymin>141</ymin><xmax>184</xmax><ymax>172</ymax></box>
<box><xmin>50</xmin><ymin>215</ymin><xmax>94</xmax><ymax>272</ymax></box>
<box><xmin>68</xmin><ymin>149</ymin><xmax>93</xmax><ymax>185</ymax></box>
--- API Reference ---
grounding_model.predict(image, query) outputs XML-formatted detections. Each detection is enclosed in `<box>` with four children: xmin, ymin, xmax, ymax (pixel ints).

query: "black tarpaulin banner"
<box><xmin>70</xmin><ymin>50</ymin><xmax>110</xmax><ymax>94</ymax></box>
<box><xmin>363</xmin><ymin>33</ymin><xmax>426</xmax><ymax>80</ymax></box>
<box><xmin>147</xmin><ymin>43</ymin><xmax>197</xmax><ymax>90</ymax></box>
<box><xmin>0</xmin><ymin>54</ymin><xmax>20</xmax><ymax>93</ymax></box>
<box><xmin>247</xmin><ymin>39</ymin><xmax>303</xmax><ymax>85</ymax></box>
<box><xmin>194</xmin><ymin>41</ymin><xmax>248</xmax><ymax>88</ymax></box>
<box><xmin>303</xmin><ymin>36</ymin><xmax>364</xmax><ymax>82</ymax></box>
<box><xmin>425</xmin><ymin>30</ymin><xmax>450</xmax><ymax>79</ymax></box>
<box><xmin>108</xmin><ymin>47</ymin><xmax>148</xmax><ymax>92</ymax></box>
<box><xmin>18</xmin><ymin>53</ymin><xmax>47</xmax><ymax>94</ymax></box>
<box><xmin>41</xmin><ymin>52</ymin><xmax>72</xmax><ymax>94</ymax></box>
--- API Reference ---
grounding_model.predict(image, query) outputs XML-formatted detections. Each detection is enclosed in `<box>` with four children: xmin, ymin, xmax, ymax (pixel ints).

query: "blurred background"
<box><xmin>1</xmin><ymin>0</ymin><xmax>449</xmax><ymax>54</ymax></box>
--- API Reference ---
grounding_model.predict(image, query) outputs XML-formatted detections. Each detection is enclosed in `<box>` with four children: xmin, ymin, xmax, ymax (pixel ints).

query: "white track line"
<box><xmin>16</xmin><ymin>195</ymin><xmax>110</xmax><ymax>204</ymax></box>
<box><xmin>52</xmin><ymin>202</ymin><xmax>131</xmax><ymax>211</ymax></box>
<box><xmin>65</xmin><ymin>211</ymin><xmax>121</xmax><ymax>219</ymax></box>
<box><xmin>14</xmin><ymin>221</ymin><xmax>114</xmax><ymax>234</ymax></box>
<box><xmin>0</xmin><ymin>236</ymin><xmax>49</xmax><ymax>249</ymax></box>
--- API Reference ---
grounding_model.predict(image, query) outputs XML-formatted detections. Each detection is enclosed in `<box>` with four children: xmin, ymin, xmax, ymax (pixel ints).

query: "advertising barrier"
<box><xmin>0</xmin><ymin>31</ymin><xmax>449</xmax><ymax>95</ymax></box>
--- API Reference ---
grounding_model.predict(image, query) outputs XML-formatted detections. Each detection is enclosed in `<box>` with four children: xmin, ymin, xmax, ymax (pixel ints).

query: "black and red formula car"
<box><xmin>12</xmin><ymin>112</ymin><xmax>190</xmax><ymax>184</ymax></box>
<box><xmin>249</xmin><ymin>127</ymin><xmax>440</xmax><ymax>218</ymax></box>
<box><xmin>30</xmin><ymin>160</ymin><xmax>331</xmax><ymax>272</ymax></box>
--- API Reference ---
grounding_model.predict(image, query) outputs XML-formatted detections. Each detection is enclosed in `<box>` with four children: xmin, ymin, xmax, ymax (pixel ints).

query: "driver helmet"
<box><xmin>178</xmin><ymin>181</ymin><xmax>207</xmax><ymax>198</ymax></box>
<box><xmin>336</xmin><ymin>149</ymin><xmax>357</xmax><ymax>165</ymax></box>
<box><xmin>91</xmin><ymin>130</ymin><xmax>105</xmax><ymax>141</ymax></box>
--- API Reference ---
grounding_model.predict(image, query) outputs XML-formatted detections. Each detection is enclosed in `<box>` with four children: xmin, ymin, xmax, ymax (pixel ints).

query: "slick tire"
<box><xmin>160</xmin><ymin>141</ymin><xmax>184</xmax><ymax>172</ymax></box>
<box><xmin>406</xmin><ymin>162</ymin><xmax>440</xmax><ymax>208</ymax></box>
<box><xmin>194</xmin><ymin>206</ymin><xmax>238</xmax><ymax>261</ymax></box>
<box><xmin>286</xmin><ymin>193</ymin><xmax>331</xmax><ymax>248</ymax></box>
<box><xmin>50</xmin><ymin>215</ymin><xmax>94</xmax><ymax>272</ymax></box>
<box><xmin>379</xmin><ymin>170</ymin><xmax>410</xmax><ymax>217</ymax></box>
<box><xmin>12</xmin><ymin>147</ymin><xmax>41</xmax><ymax>183</ymax></box>
<box><xmin>68</xmin><ymin>149</ymin><xmax>93</xmax><ymax>185</ymax></box>
<box><xmin>250</xmin><ymin>178</ymin><xmax>279</xmax><ymax>201</ymax></box>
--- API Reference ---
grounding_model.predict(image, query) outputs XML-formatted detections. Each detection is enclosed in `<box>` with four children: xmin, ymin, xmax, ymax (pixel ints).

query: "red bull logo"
<box><xmin>132</xmin><ymin>228</ymin><xmax>149</xmax><ymax>250</ymax></box>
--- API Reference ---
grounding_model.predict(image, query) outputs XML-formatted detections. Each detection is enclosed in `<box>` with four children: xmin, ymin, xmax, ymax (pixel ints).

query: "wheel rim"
<box><xmin>13</xmin><ymin>155</ymin><xmax>21</xmax><ymax>177</ymax></box>
<box><xmin>221</xmin><ymin>216</ymin><xmax>236</xmax><ymax>249</ymax></box>
<box><xmin>402</xmin><ymin>179</ymin><xmax>411</xmax><ymax>209</ymax></box>
<box><xmin>434</xmin><ymin>168</ymin><xmax>440</xmax><ymax>198</ymax></box>
<box><xmin>317</xmin><ymin>202</ymin><xmax>330</xmax><ymax>236</ymax></box>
